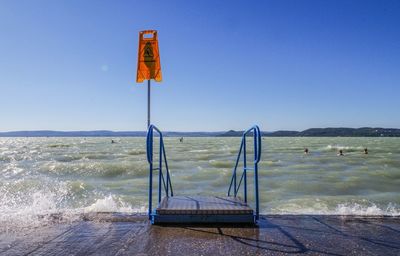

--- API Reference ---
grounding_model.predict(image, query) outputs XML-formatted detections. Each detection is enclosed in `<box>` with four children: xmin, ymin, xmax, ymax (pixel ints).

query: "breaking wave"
<box><xmin>269</xmin><ymin>200</ymin><xmax>400</xmax><ymax>216</ymax></box>
<box><xmin>0</xmin><ymin>182</ymin><xmax>144</xmax><ymax>231</ymax></box>
<box><xmin>324</xmin><ymin>145</ymin><xmax>365</xmax><ymax>152</ymax></box>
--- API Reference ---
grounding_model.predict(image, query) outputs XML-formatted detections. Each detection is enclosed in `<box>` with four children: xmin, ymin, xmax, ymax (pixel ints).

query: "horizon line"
<box><xmin>1</xmin><ymin>126</ymin><xmax>400</xmax><ymax>133</ymax></box>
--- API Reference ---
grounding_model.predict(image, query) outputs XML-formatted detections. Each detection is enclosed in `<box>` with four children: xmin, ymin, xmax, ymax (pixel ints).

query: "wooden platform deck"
<box><xmin>157</xmin><ymin>196</ymin><xmax>253</xmax><ymax>215</ymax></box>
<box><xmin>152</xmin><ymin>196</ymin><xmax>255</xmax><ymax>224</ymax></box>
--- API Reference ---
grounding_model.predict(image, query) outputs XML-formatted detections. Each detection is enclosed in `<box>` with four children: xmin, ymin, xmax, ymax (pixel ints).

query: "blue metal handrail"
<box><xmin>227</xmin><ymin>125</ymin><xmax>262</xmax><ymax>221</ymax></box>
<box><xmin>146</xmin><ymin>124</ymin><xmax>173</xmax><ymax>219</ymax></box>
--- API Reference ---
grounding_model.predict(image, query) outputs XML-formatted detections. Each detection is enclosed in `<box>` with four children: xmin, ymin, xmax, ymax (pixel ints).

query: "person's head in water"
<box><xmin>304</xmin><ymin>148</ymin><xmax>309</xmax><ymax>154</ymax></box>
<box><xmin>364</xmin><ymin>148</ymin><xmax>368</xmax><ymax>154</ymax></box>
<box><xmin>339</xmin><ymin>149</ymin><xmax>344</xmax><ymax>156</ymax></box>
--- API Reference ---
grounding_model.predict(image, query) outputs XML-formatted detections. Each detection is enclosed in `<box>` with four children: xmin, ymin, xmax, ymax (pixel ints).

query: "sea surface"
<box><xmin>1</xmin><ymin>137</ymin><xmax>399</xmax><ymax>230</ymax></box>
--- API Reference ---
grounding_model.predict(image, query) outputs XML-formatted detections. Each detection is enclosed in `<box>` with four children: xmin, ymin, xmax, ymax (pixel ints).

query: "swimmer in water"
<box><xmin>179</xmin><ymin>137</ymin><xmax>183</xmax><ymax>142</ymax></box>
<box><xmin>304</xmin><ymin>148</ymin><xmax>309</xmax><ymax>154</ymax></box>
<box><xmin>364</xmin><ymin>148</ymin><xmax>368</xmax><ymax>154</ymax></box>
<box><xmin>338</xmin><ymin>149</ymin><xmax>344</xmax><ymax>156</ymax></box>
<box><xmin>111</xmin><ymin>139</ymin><xmax>115</xmax><ymax>144</ymax></box>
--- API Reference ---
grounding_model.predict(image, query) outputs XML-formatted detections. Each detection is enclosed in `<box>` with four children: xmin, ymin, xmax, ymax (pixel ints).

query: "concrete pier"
<box><xmin>0</xmin><ymin>214</ymin><xmax>399</xmax><ymax>255</ymax></box>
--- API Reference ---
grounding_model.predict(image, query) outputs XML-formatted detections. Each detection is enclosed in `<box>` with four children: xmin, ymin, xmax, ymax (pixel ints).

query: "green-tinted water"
<box><xmin>1</xmin><ymin>137</ymin><xmax>399</xmax><ymax>229</ymax></box>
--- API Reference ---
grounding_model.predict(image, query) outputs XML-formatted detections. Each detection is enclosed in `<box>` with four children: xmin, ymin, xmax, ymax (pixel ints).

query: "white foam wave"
<box><xmin>189</xmin><ymin>149</ymin><xmax>209</xmax><ymax>153</ymax></box>
<box><xmin>83</xmin><ymin>195</ymin><xmax>144</xmax><ymax>213</ymax></box>
<box><xmin>335</xmin><ymin>202</ymin><xmax>399</xmax><ymax>216</ymax></box>
<box><xmin>325</xmin><ymin>145</ymin><xmax>364</xmax><ymax>151</ymax></box>
<box><xmin>0</xmin><ymin>183</ymin><xmax>143</xmax><ymax>231</ymax></box>
<box><xmin>269</xmin><ymin>201</ymin><xmax>400</xmax><ymax>216</ymax></box>
<box><xmin>0</xmin><ymin>188</ymin><xmax>77</xmax><ymax>232</ymax></box>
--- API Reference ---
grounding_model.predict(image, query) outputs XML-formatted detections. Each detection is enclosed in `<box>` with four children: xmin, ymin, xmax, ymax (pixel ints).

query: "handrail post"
<box><xmin>233</xmin><ymin>167</ymin><xmax>237</xmax><ymax>197</ymax></box>
<box><xmin>158</xmin><ymin>135</ymin><xmax>163</xmax><ymax>203</ymax></box>
<box><xmin>254</xmin><ymin>129</ymin><xmax>260</xmax><ymax>221</ymax></box>
<box><xmin>149</xmin><ymin>161</ymin><xmax>153</xmax><ymax>219</ymax></box>
<box><xmin>243</xmin><ymin>136</ymin><xmax>247</xmax><ymax>203</ymax></box>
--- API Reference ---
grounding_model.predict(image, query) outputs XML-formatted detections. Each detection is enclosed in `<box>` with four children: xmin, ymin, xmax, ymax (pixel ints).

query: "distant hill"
<box><xmin>0</xmin><ymin>127</ymin><xmax>399</xmax><ymax>137</ymax></box>
<box><xmin>0</xmin><ymin>130</ymin><xmax>222</xmax><ymax>137</ymax></box>
<box><xmin>219</xmin><ymin>130</ymin><xmax>244</xmax><ymax>137</ymax></box>
<box><xmin>296</xmin><ymin>127</ymin><xmax>400</xmax><ymax>137</ymax></box>
<box><xmin>218</xmin><ymin>127</ymin><xmax>400</xmax><ymax>137</ymax></box>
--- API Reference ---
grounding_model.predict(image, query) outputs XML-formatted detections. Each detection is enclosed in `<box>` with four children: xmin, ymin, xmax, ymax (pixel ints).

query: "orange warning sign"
<box><xmin>136</xmin><ymin>30</ymin><xmax>162</xmax><ymax>83</ymax></box>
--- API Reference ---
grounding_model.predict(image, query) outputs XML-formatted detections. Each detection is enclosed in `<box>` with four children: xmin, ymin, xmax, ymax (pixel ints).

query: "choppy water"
<box><xmin>1</xmin><ymin>137</ymin><xmax>399</xmax><ymax>230</ymax></box>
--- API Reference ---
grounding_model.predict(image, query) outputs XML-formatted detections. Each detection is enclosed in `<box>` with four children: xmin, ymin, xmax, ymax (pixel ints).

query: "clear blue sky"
<box><xmin>1</xmin><ymin>0</ymin><xmax>399</xmax><ymax>132</ymax></box>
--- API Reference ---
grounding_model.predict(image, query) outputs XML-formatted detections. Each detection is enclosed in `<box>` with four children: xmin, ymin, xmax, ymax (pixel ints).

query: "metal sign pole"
<box><xmin>137</xmin><ymin>30</ymin><xmax>161</xmax><ymax>129</ymax></box>
<box><xmin>147</xmin><ymin>79</ymin><xmax>151</xmax><ymax>128</ymax></box>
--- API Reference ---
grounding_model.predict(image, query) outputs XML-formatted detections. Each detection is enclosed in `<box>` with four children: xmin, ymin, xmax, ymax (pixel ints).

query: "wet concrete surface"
<box><xmin>0</xmin><ymin>214</ymin><xmax>399</xmax><ymax>255</ymax></box>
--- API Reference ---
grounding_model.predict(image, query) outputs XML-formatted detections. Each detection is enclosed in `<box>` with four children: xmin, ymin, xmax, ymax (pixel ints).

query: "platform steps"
<box><xmin>146</xmin><ymin>125</ymin><xmax>261</xmax><ymax>224</ymax></box>
<box><xmin>152</xmin><ymin>196</ymin><xmax>254</xmax><ymax>224</ymax></box>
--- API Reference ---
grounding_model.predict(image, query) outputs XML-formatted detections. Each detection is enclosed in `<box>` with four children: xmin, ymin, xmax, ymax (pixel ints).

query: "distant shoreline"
<box><xmin>1</xmin><ymin>127</ymin><xmax>399</xmax><ymax>137</ymax></box>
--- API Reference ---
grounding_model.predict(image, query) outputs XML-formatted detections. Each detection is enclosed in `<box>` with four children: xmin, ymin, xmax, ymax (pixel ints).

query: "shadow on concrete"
<box><xmin>1</xmin><ymin>214</ymin><xmax>399</xmax><ymax>255</ymax></box>
<box><xmin>310</xmin><ymin>216</ymin><xmax>400</xmax><ymax>250</ymax></box>
<box><xmin>180</xmin><ymin>218</ymin><xmax>347</xmax><ymax>255</ymax></box>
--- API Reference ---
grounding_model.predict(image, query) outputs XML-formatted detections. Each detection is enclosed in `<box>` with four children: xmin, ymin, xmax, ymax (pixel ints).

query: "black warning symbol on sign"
<box><xmin>143</xmin><ymin>42</ymin><xmax>154</xmax><ymax>63</ymax></box>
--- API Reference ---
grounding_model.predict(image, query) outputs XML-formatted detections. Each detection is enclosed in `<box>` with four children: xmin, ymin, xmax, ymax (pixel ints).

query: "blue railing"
<box><xmin>146</xmin><ymin>124</ymin><xmax>173</xmax><ymax>219</ymax></box>
<box><xmin>227</xmin><ymin>125</ymin><xmax>262</xmax><ymax>221</ymax></box>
